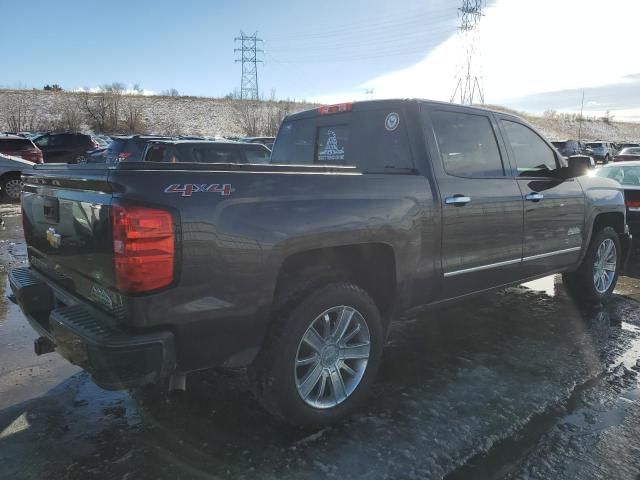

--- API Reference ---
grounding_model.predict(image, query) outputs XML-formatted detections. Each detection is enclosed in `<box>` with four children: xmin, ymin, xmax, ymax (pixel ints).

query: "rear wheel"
<box><xmin>563</xmin><ymin>226</ymin><xmax>620</xmax><ymax>303</ymax></box>
<box><xmin>252</xmin><ymin>282</ymin><xmax>383</xmax><ymax>427</ymax></box>
<box><xmin>1</xmin><ymin>174</ymin><xmax>23</xmax><ymax>202</ymax></box>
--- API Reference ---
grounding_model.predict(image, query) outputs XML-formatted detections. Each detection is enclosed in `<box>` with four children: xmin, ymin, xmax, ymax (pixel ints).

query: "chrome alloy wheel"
<box><xmin>593</xmin><ymin>238</ymin><xmax>617</xmax><ymax>294</ymax></box>
<box><xmin>294</xmin><ymin>306</ymin><xmax>371</xmax><ymax>409</ymax></box>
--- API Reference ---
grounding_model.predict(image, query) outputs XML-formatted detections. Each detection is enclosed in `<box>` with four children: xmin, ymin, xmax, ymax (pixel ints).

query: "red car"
<box><xmin>0</xmin><ymin>134</ymin><xmax>43</xmax><ymax>163</ymax></box>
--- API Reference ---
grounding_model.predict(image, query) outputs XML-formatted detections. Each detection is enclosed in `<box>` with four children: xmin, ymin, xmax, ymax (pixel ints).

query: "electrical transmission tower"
<box><xmin>451</xmin><ymin>0</ymin><xmax>485</xmax><ymax>105</ymax></box>
<box><xmin>234</xmin><ymin>31</ymin><xmax>264</xmax><ymax>100</ymax></box>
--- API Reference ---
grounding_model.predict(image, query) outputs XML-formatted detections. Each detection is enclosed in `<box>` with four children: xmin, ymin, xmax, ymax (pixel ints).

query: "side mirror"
<box><xmin>567</xmin><ymin>155</ymin><xmax>594</xmax><ymax>177</ymax></box>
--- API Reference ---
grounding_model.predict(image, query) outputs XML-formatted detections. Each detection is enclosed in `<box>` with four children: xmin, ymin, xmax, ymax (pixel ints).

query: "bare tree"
<box><xmin>122</xmin><ymin>98</ymin><xmax>145</xmax><ymax>134</ymax></box>
<box><xmin>80</xmin><ymin>90</ymin><xmax>110</xmax><ymax>132</ymax></box>
<box><xmin>230</xmin><ymin>90</ymin><xmax>292</xmax><ymax>136</ymax></box>
<box><xmin>102</xmin><ymin>82</ymin><xmax>125</xmax><ymax>131</ymax></box>
<box><xmin>3</xmin><ymin>91</ymin><xmax>41</xmax><ymax>132</ymax></box>
<box><xmin>54</xmin><ymin>96</ymin><xmax>83</xmax><ymax>131</ymax></box>
<box><xmin>161</xmin><ymin>88</ymin><xmax>180</xmax><ymax>97</ymax></box>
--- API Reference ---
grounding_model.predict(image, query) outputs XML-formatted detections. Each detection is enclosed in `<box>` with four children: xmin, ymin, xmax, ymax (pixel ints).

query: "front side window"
<box><xmin>431</xmin><ymin>110</ymin><xmax>504</xmax><ymax>178</ymax></box>
<box><xmin>501</xmin><ymin>120</ymin><xmax>558</xmax><ymax>177</ymax></box>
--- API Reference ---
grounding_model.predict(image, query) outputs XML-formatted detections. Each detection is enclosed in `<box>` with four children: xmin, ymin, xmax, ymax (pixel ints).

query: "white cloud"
<box><xmin>310</xmin><ymin>0</ymin><xmax>640</xmax><ymax>113</ymax></box>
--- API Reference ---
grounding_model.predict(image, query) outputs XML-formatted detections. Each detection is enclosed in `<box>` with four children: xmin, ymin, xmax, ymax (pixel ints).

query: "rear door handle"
<box><xmin>525</xmin><ymin>192</ymin><xmax>544</xmax><ymax>202</ymax></box>
<box><xmin>445</xmin><ymin>195</ymin><xmax>471</xmax><ymax>206</ymax></box>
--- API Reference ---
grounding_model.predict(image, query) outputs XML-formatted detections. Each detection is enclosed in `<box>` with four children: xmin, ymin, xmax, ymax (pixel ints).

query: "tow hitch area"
<box><xmin>34</xmin><ymin>336</ymin><xmax>56</xmax><ymax>356</ymax></box>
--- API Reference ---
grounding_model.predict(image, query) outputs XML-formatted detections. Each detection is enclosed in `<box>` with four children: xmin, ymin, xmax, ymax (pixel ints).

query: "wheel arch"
<box><xmin>272</xmin><ymin>243</ymin><xmax>397</xmax><ymax>326</ymax></box>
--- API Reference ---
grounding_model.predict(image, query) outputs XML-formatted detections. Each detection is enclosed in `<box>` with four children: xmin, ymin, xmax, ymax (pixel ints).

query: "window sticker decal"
<box><xmin>318</xmin><ymin>129</ymin><xmax>345</xmax><ymax>162</ymax></box>
<box><xmin>385</xmin><ymin>112</ymin><xmax>400</xmax><ymax>131</ymax></box>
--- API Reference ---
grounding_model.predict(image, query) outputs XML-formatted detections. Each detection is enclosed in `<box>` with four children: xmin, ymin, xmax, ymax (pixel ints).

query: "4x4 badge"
<box><xmin>164</xmin><ymin>184</ymin><xmax>235</xmax><ymax>197</ymax></box>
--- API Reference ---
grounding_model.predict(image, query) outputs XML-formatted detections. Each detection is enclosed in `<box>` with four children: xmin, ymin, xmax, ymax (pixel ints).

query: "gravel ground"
<box><xmin>0</xmin><ymin>204</ymin><xmax>639</xmax><ymax>480</ymax></box>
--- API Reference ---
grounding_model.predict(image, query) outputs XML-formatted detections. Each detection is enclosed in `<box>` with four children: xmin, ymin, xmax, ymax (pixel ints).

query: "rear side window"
<box><xmin>0</xmin><ymin>139</ymin><xmax>32</xmax><ymax>150</ymax></box>
<box><xmin>501</xmin><ymin>120</ymin><xmax>558</xmax><ymax>177</ymax></box>
<box><xmin>271</xmin><ymin>108</ymin><xmax>414</xmax><ymax>171</ymax></box>
<box><xmin>431</xmin><ymin>110</ymin><xmax>504</xmax><ymax>178</ymax></box>
<box><xmin>192</xmin><ymin>147</ymin><xmax>242</xmax><ymax>163</ymax></box>
<box><xmin>244</xmin><ymin>148</ymin><xmax>270</xmax><ymax>164</ymax></box>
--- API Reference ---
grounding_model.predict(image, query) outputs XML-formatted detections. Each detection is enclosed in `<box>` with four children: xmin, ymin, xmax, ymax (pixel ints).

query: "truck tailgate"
<box><xmin>21</xmin><ymin>168</ymin><xmax>116</xmax><ymax>306</ymax></box>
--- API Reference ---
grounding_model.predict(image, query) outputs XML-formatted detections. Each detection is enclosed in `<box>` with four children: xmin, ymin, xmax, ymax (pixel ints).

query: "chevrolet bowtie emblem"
<box><xmin>46</xmin><ymin>227</ymin><xmax>62</xmax><ymax>249</ymax></box>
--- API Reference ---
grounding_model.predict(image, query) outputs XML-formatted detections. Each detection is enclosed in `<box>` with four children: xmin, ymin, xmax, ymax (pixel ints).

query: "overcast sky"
<box><xmin>2</xmin><ymin>0</ymin><xmax>639</xmax><ymax>119</ymax></box>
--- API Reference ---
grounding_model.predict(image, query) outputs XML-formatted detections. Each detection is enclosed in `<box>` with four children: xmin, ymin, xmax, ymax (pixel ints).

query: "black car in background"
<box><xmin>101</xmin><ymin>135</ymin><xmax>171</xmax><ymax>163</ymax></box>
<box><xmin>32</xmin><ymin>132</ymin><xmax>97</xmax><ymax>163</ymax></box>
<box><xmin>143</xmin><ymin>140</ymin><xmax>272</xmax><ymax>164</ymax></box>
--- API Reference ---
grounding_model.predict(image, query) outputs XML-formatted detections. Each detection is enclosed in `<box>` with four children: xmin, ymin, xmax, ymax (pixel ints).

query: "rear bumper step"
<box><xmin>9</xmin><ymin>266</ymin><xmax>176</xmax><ymax>390</ymax></box>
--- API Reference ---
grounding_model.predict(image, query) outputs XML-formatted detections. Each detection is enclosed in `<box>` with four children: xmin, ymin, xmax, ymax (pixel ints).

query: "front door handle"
<box><xmin>525</xmin><ymin>192</ymin><xmax>544</xmax><ymax>202</ymax></box>
<box><xmin>445</xmin><ymin>195</ymin><xmax>471</xmax><ymax>206</ymax></box>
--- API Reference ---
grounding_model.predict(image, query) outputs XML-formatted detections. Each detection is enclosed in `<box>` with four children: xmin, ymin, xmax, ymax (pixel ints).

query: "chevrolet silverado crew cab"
<box><xmin>10</xmin><ymin>100</ymin><xmax>632</xmax><ymax>427</ymax></box>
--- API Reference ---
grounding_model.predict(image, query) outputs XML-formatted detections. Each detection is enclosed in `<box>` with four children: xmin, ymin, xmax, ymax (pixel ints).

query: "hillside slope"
<box><xmin>1</xmin><ymin>89</ymin><xmax>639</xmax><ymax>141</ymax></box>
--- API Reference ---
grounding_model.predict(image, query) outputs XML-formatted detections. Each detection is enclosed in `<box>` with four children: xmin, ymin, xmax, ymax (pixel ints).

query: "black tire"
<box><xmin>251</xmin><ymin>282</ymin><xmax>384</xmax><ymax>427</ymax></box>
<box><xmin>563</xmin><ymin>226</ymin><xmax>621</xmax><ymax>303</ymax></box>
<box><xmin>0</xmin><ymin>174</ymin><xmax>23</xmax><ymax>202</ymax></box>
<box><xmin>603</xmin><ymin>155</ymin><xmax>610</xmax><ymax>164</ymax></box>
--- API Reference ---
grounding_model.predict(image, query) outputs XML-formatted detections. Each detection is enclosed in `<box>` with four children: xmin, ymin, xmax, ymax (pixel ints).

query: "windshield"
<box><xmin>587</xmin><ymin>143</ymin><xmax>604</xmax><ymax>148</ymax></box>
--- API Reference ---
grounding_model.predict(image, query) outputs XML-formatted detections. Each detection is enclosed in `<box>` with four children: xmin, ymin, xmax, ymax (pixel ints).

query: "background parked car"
<box><xmin>0</xmin><ymin>134</ymin><xmax>43</xmax><ymax>163</ymax></box>
<box><xmin>586</xmin><ymin>141</ymin><xmax>617</xmax><ymax>163</ymax></box>
<box><xmin>551</xmin><ymin>139</ymin><xmax>589</xmax><ymax>158</ymax></box>
<box><xmin>614</xmin><ymin>147</ymin><xmax>640</xmax><ymax>162</ymax></box>
<box><xmin>616</xmin><ymin>143</ymin><xmax>640</xmax><ymax>151</ymax></box>
<box><xmin>101</xmin><ymin>135</ymin><xmax>172</xmax><ymax>163</ymax></box>
<box><xmin>0</xmin><ymin>153</ymin><xmax>35</xmax><ymax>201</ymax></box>
<box><xmin>143</xmin><ymin>140</ymin><xmax>272</xmax><ymax>164</ymax></box>
<box><xmin>32</xmin><ymin>132</ymin><xmax>98</xmax><ymax>163</ymax></box>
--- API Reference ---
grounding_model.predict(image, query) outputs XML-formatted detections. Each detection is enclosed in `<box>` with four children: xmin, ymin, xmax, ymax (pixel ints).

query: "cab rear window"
<box><xmin>271</xmin><ymin>108</ymin><xmax>414</xmax><ymax>171</ymax></box>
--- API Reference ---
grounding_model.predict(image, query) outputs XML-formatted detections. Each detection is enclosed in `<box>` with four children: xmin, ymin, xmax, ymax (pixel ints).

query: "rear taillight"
<box><xmin>111</xmin><ymin>204</ymin><xmax>175</xmax><ymax>293</ymax></box>
<box><xmin>117</xmin><ymin>152</ymin><xmax>133</xmax><ymax>161</ymax></box>
<box><xmin>318</xmin><ymin>102</ymin><xmax>353</xmax><ymax>115</ymax></box>
<box><xmin>626</xmin><ymin>199</ymin><xmax>640</xmax><ymax>212</ymax></box>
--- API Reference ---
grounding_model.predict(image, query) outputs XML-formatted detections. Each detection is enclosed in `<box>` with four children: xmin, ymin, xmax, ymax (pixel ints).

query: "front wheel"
<box><xmin>252</xmin><ymin>282</ymin><xmax>384</xmax><ymax>427</ymax></box>
<box><xmin>563</xmin><ymin>226</ymin><xmax>621</xmax><ymax>303</ymax></box>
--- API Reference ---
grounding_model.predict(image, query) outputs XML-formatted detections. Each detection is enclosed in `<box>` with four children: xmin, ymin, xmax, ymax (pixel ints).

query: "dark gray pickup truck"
<box><xmin>9</xmin><ymin>99</ymin><xmax>632</xmax><ymax>426</ymax></box>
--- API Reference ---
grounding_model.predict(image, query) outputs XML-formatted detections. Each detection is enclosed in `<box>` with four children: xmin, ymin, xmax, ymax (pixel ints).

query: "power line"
<box><xmin>267</xmin><ymin>5</ymin><xmax>454</xmax><ymax>41</ymax></box>
<box><xmin>234</xmin><ymin>31</ymin><xmax>264</xmax><ymax>100</ymax></box>
<box><xmin>451</xmin><ymin>0</ymin><xmax>485</xmax><ymax>105</ymax></box>
<box><xmin>265</xmin><ymin>24</ymin><xmax>455</xmax><ymax>54</ymax></box>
